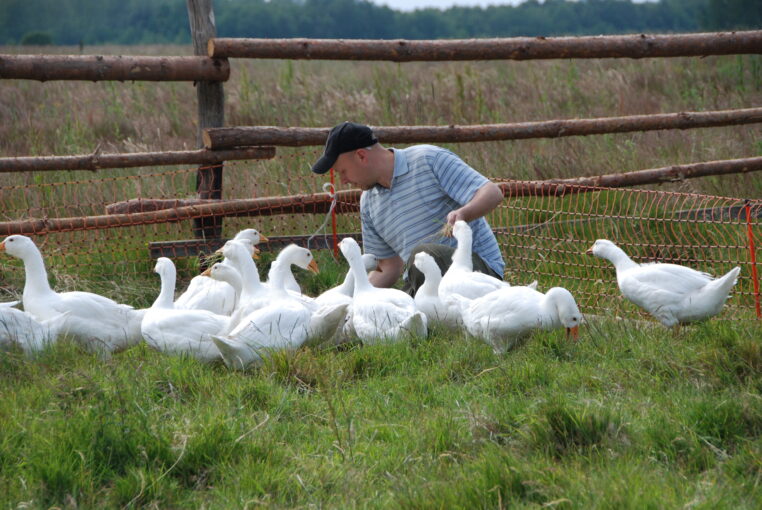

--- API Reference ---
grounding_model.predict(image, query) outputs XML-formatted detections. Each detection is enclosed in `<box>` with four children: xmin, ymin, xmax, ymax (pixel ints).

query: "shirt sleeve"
<box><xmin>360</xmin><ymin>195</ymin><xmax>396</xmax><ymax>260</ymax></box>
<box><xmin>431</xmin><ymin>147</ymin><xmax>490</xmax><ymax>205</ymax></box>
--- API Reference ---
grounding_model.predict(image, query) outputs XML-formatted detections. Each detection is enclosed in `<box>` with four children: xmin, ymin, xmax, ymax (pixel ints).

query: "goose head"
<box><xmin>219</xmin><ymin>239</ymin><xmax>252</xmax><ymax>263</ymax></box>
<box><xmin>339</xmin><ymin>237</ymin><xmax>362</xmax><ymax>262</ymax></box>
<box><xmin>414</xmin><ymin>252</ymin><xmax>440</xmax><ymax>278</ymax></box>
<box><xmin>234</xmin><ymin>228</ymin><xmax>268</xmax><ymax>258</ymax></box>
<box><xmin>276</xmin><ymin>244</ymin><xmax>319</xmax><ymax>274</ymax></box>
<box><xmin>586</xmin><ymin>239</ymin><xmax>621</xmax><ymax>259</ymax></box>
<box><xmin>0</xmin><ymin>235</ymin><xmax>38</xmax><ymax>259</ymax></box>
<box><xmin>153</xmin><ymin>257</ymin><xmax>175</xmax><ymax>278</ymax></box>
<box><xmin>362</xmin><ymin>253</ymin><xmax>380</xmax><ymax>273</ymax></box>
<box><xmin>545</xmin><ymin>287</ymin><xmax>582</xmax><ymax>340</ymax></box>
<box><xmin>452</xmin><ymin>220</ymin><xmax>471</xmax><ymax>241</ymax></box>
<box><xmin>202</xmin><ymin>262</ymin><xmax>242</xmax><ymax>286</ymax></box>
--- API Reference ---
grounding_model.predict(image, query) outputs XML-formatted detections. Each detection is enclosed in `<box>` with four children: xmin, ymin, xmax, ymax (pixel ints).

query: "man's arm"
<box><xmin>446</xmin><ymin>181</ymin><xmax>503</xmax><ymax>225</ymax></box>
<box><xmin>367</xmin><ymin>255</ymin><xmax>404</xmax><ymax>288</ymax></box>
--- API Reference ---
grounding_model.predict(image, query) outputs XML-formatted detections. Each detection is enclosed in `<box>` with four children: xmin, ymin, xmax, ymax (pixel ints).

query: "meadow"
<box><xmin>0</xmin><ymin>45</ymin><xmax>761</xmax><ymax>508</ymax></box>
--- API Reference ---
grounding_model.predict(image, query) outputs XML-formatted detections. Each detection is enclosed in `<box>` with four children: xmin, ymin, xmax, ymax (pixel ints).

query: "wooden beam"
<box><xmin>0</xmin><ymin>54</ymin><xmax>229</xmax><ymax>82</ymax></box>
<box><xmin>203</xmin><ymin>107</ymin><xmax>762</xmax><ymax>149</ymax></box>
<box><xmin>4</xmin><ymin>155</ymin><xmax>760</xmax><ymax>237</ymax></box>
<box><xmin>208</xmin><ymin>31</ymin><xmax>762</xmax><ymax>61</ymax></box>
<box><xmin>187</xmin><ymin>0</ymin><xmax>226</xmax><ymax>241</ymax></box>
<box><xmin>0</xmin><ymin>147</ymin><xmax>275</xmax><ymax>173</ymax></box>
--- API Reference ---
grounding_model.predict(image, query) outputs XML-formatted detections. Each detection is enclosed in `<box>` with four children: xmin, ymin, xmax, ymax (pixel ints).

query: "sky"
<box><xmin>375</xmin><ymin>0</ymin><xmax>655</xmax><ymax>11</ymax></box>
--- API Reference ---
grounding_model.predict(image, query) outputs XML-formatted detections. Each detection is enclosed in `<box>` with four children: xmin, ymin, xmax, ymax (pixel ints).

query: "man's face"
<box><xmin>333</xmin><ymin>150</ymin><xmax>374</xmax><ymax>190</ymax></box>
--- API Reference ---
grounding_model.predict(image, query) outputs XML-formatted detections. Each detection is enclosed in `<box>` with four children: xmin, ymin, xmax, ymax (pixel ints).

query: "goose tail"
<box><xmin>707</xmin><ymin>266</ymin><xmax>741</xmax><ymax>301</ymax></box>
<box><xmin>211</xmin><ymin>335</ymin><xmax>261</xmax><ymax>370</ymax></box>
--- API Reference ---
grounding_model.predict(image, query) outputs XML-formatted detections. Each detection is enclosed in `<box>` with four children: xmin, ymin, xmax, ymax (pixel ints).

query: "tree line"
<box><xmin>1</xmin><ymin>0</ymin><xmax>760</xmax><ymax>47</ymax></box>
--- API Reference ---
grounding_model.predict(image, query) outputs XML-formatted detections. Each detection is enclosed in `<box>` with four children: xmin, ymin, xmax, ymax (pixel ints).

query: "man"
<box><xmin>312</xmin><ymin>121</ymin><xmax>505</xmax><ymax>295</ymax></box>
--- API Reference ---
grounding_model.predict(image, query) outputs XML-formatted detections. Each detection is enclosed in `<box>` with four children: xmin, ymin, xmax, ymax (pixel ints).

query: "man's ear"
<box><xmin>355</xmin><ymin>148</ymin><xmax>369</xmax><ymax>163</ymax></box>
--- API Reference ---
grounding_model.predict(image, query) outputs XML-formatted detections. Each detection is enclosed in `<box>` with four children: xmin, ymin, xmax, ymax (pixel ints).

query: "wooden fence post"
<box><xmin>187</xmin><ymin>0</ymin><xmax>225</xmax><ymax>241</ymax></box>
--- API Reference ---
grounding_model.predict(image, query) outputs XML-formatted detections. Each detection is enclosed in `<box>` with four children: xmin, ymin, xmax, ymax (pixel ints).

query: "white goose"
<box><xmin>339</xmin><ymin>237</ymin><xmax>427</xmax><ymax>344</ymax></box>
<box><xmin>449</xmin><ymin>285</ymin><xmax>582</xmax><ymax>354</ymax></box>
<box><xmin>212</xmin><ymin>245</ymin><xmax>346</xmax><ymax>369</ymax></box>
<box><xmin>218</xmin><ymin>239</ymin><xmax>272</xmax><ymax>333</ymax></box>
<box><xmin>413</xmin><ymin>252</ymin><xmax>462</xmax><ymax>328</ymax></box>
<box><xmin>175</xmin><ymin>228</ymin><xmax>267</xmax><ymax>315</ymax></box>
<box><xmin>0</xmin><ymin>302</ymin><xmax>69</xmax><ymax>356</ymax></box>
<box><xmin>587</xmin><ymin>239</ymin><xmax>741</xmax><ymax>327</ymax></box>
<box><xmin>314</xmin><ymin>252</ymin><xmax>379</xmax><ymax>308</ymax></box>
<box><xmin>141</xmin><ymin>257</ymin><xmax>230</xmax><ymax>362</ymax></box>
<box><xmin>439</xmin><ymin>220</ymin><xmax>508</xmax><ymax>301</ymax></box>
<box><xmin>0</xmin><ymin>235</ymin><xmax>144</xmax><ymax>356</ymax></box>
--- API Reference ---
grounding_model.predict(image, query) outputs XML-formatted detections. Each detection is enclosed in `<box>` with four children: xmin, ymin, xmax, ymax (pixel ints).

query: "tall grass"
<box><xmin>0</xmin><ymin>318</ymin><xmax>759</xmax><ymax>508</ymax></box>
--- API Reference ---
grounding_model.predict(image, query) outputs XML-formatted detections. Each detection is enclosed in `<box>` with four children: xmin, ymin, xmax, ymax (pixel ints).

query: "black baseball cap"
<box><xmin>311</xmin><ymin>121</ymin><xmax>378</xmax><ymax>174</ymax></box>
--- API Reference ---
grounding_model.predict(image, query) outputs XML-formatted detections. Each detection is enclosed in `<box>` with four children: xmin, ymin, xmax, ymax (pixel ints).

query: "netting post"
<box><xmin>330</xmin><ymin>167</ymin><xmax>339</xmax><ymax>259</ymax></box>
<box><xmin>745</xmin><ymin>200</ymin><xmax>761</xmax><ymax>319</ymax></box>
<box><xmin>187</xmin><ymin>0</ymin><xmax>225</xmax><ymax>245</ymax></box>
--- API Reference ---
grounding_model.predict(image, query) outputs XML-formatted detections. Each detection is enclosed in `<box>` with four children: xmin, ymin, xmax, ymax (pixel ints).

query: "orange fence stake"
<box><xmin>330</xmin><ymin>167</ymin><xmax>339</xmax><ymax>260</ymax></box>
<box><xmin>745</xmin><ymin>201</ymin><xmax>761</xmax><ymax>319</ymax></box>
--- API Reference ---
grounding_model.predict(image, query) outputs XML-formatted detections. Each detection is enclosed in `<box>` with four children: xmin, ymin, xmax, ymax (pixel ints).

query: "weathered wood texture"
<box><xmin>203</xmin><ymin>107</ymin><xmax>762</xmax><ymax>149</ymax></box>
<box><xmin>2</xmin><ymin>155</ymin><xmax>754</xmax><ymax>237</ymax></box>
<box><xmin>0</xmin><ymin>54</ymin><xmax>229</xmax><ymax>81</ymax></box>
<box><xmin>0</xmin><ymin>189</ymin><xmax>362</xmax><ymax>236</ymax></box>
<box><xmin>187</xmin><ymin>0</ymin><xmax>226</xmax><ymax>240</ymax></box>
<box><xmin>208</xmin><ymin>31</ymin><xmax>762</xmax><ymax>61</ymax></box>
<box><xmin>0</xmin><ymin>147</ymin><xmax>275</xmax><ymax>173</ymax></box>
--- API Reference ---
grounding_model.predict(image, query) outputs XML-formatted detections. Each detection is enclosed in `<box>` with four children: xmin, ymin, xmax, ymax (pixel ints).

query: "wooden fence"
<box><xmin>1</xmin><ymin>9</ymin><xmax>761</xmax><ymax>259</ymax></box>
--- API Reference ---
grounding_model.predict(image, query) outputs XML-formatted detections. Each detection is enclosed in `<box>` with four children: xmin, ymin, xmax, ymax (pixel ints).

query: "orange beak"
<box><xmin>259</xmin><ymin>234</ymin><xmax>269</xmax><ymax>243</ymax></box>
<box><xmin>201</xmin><ymin>267</ymin><xmax>212</xmax><ymax>277</ymax></box>
<box><xmin>566</xmin><ymin>326</ymin><xmax>579</xmax><ymax>340</ymax></box>
<box><xmin>307</xmin><ymin>259</ymin><xmax>319</xmax><ymax>274</ymax></box>
<box><xmin>585</xmin><ymin>247</ymin><xmax>594</xmax><ymax>255</ymax></box>
<box><xmin>253</xmin><ymin>247</ymin><xmax>261</xmax><ymax>260</ymax></box>
<box><xmin>0</xmin><ymin>241</ymin><xmax>5</xmax><ymax>252</ymax></box>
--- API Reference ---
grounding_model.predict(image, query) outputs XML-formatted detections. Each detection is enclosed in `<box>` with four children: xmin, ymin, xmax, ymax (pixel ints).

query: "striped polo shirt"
<box><xmin>360</xmin><ymin>145</ymin><xmax>505</xmax><ymax>277</ymax></box>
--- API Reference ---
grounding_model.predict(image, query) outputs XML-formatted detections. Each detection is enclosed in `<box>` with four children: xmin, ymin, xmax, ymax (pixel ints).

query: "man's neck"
<box><xmin>376</xmin><ymin>147</ymin><xmax>395</xmax><ymax>189</ymax></box>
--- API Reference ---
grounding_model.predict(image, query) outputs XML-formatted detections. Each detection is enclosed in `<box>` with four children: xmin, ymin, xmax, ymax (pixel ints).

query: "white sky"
<box><xmin>375</xmin><ymin>0</ymin><xmax>655</xmax><ymax>11</ymax></box>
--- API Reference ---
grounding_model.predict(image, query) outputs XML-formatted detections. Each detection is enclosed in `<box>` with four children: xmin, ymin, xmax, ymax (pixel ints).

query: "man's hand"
<box><xmin>446</xmin><ymin>182</ymin><xmax>503</xmax><ymax>225</ymax></box>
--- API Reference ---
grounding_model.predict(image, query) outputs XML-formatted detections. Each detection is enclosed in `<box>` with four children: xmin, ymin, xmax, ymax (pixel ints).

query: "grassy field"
<box><xmin>0</xmin><ymin>45</ymin><xmax>761</xmax><ymax>508</ymax></box>
<box><xmin>0</xmin><ymin>316</ymin><xmax>760</xmax><ymax>508</ymax></box>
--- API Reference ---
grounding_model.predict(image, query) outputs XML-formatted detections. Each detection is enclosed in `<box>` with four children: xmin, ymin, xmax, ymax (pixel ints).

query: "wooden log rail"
<box><xmin>208</xmin><ymin>31</ymin><xmax>762</xmax><ymax>61</ymax></box>
<box><xmin>2</xmin><ymin>155</ymin><xmax>760</xmax><ymax>237</ymax></box>
<box><xmin>0</xmin><ymin>55</ymin><xmax>230</xmax><ymax>82</ymax></box>
<box><xmin>0</xmin><ymin>147</ymin><xmax>275</xmax><ymax>173</ymax></box>
<box><xmin>203</xmin><ymin>107</ymin><xmax>762</xmax><ymax>150</ymax></box>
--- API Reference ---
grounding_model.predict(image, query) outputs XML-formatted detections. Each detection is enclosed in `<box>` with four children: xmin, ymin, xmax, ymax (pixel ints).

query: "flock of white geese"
<box><xmin>0</xmin><ymin>221</ymin><xmax>741</xmax><ymax>368</ymax></box>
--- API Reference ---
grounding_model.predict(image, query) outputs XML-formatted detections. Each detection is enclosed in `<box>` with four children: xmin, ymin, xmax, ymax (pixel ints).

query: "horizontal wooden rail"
<box><xmin>0</xmin><ymin>189</ymin><xmax>362</xmax><ymax>236</ymax></box>
<box><xmin>203</xmin><ymin>107</ymin><xmax>762</xmax><ymax>149</ymax></box>
<box><xmin>208</xmin><ymin>31</ymin><xmax>762</xmax><ymax>61</ymax></box>
<box><xmin>0</xmin><ymin>147</ymin><xmax>275</xmax><ymax>173</ymax></box>
<box><xmin>2</xmin><ymin>154</ymin><xmax>757</xmax><ymax>237</ymax></box>
<box><xmin>148</xmin><ymin>233</ymin><xmax>364</xmax><ymax>258</ymax></box>
<box><xmin>499</xmin><ymin>155</ymin><xmax>762</xmax><ymax>197</ymax></box>
<box><xmin>0</xmin><ymin>54</ymin><xmax>230</xmax><ymax>82</ymax></box>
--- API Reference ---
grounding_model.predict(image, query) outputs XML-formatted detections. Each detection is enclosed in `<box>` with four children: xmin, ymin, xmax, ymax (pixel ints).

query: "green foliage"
<box><xmin>20</xmin><ymin>30</ymin><xmax>53</xmax><ymax>45</ymax></box>
<box><xmin>3</xmin><ymin>0</ymin><xmax>757</xmax><ymax>46</ymax></box>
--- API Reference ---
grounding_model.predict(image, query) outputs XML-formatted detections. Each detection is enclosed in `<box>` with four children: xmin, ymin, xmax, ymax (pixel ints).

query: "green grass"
<box><xmin>0</xmin><ymin>317</ymin><xmax>760</xmax><ymax>508</ymax></box>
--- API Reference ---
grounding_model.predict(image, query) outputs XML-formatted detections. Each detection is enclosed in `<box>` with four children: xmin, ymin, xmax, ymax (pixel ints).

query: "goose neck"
<box><xmin>153</xmin><ymin>267</ymin><xmax>176</xmax><ymax>309</ymax></box>
<box><xmin>452</xmin><ymin>230</ymin><xmax>473</xmax><ymax>269</ymax></box>
<box><xmin>21</xmin><ymin>246</ymin><xmax>54</xmax><ymax>298</ymax></box>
